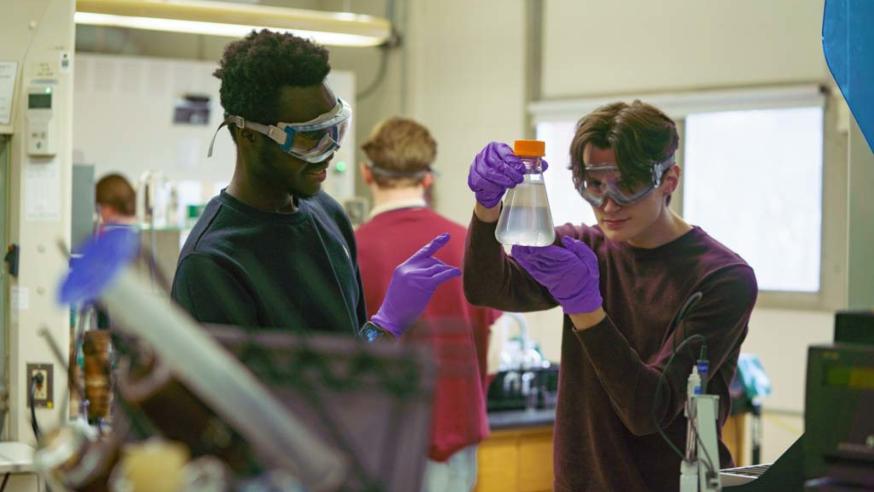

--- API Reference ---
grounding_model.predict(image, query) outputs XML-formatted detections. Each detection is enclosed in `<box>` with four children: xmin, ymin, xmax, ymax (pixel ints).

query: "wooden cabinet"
<box><xmin>723</xmin><ymin>412</ymin><xmax>747</xmax><ymax>466</ymax></box>
<box><xmin>475</xmin><ymin>425</ymin><xmax>553</xmax><ymax>492</ymax></box>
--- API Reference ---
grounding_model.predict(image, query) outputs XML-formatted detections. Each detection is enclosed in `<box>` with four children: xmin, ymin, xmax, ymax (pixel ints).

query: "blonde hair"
<box><xmin>361</xmin><ymin>117</ymin><xmax>437</xmax><ymax>188</ymax></box>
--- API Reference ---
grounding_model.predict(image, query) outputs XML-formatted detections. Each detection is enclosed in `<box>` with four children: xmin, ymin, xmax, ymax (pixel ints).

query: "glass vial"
<box><xmin>495</xmin><ymin>140</ymin><xmax>555</xmax><ymax>246</ymax></box>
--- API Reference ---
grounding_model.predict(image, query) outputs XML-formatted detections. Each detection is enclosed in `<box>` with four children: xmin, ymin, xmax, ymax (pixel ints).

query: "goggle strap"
<box><xmin>210</xmin><ymin>116</ymin><xmax>295</xmax><ymax>157</ymax></box>
<box><xmin>584</xmin><ymin>164</ymin><xmax>620</xmax><ymax>173</ymax></box>
<box><xmin>207</xmin><ymin>120</ymin><xmax>228</xmax><ymax>158</ymax></box>
<box><xmin>367</xmin><ymin>163</ymin><xmax>434</xmax><ymax>179</ymax></box>
<box><xmin>652</xmin><ymin>156</ymin><xmax>674</xmax><ymax>186</ymax></box>
<box><xmin>239</xmin><ymin>119</ymin><xmax>287</xmax><ymax>146</ymax></box>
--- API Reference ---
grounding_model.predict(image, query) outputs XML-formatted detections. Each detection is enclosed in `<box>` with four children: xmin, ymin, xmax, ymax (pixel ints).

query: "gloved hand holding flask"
<box><xmin>511</xmin><ymin>236</ymin><xmax>603</xmax><ymax>314</ymax></box>
<box><xmin>370</xmin><ymin>233</ymin><xmax>461</xmax><ymax>337</ymax></box>
<box><xmin>468</xmin><ymin>142</ymin><xmax>548</xmax><ymax>208</ymax></box>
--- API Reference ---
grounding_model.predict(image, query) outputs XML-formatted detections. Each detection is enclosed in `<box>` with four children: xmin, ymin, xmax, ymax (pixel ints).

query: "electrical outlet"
<box><xmin>26</xmin><ymin>363</ymin><xmax>53</xmax><ymax>408</ymax></box>
<box><xmin>32</xmin><ymin>370</ymin><xmax>48</xmax><ymax>400</ymax></box>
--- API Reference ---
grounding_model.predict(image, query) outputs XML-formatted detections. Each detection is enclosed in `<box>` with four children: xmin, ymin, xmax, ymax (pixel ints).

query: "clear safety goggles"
<box><xmin>208</xmin><ymin>98</ymin><xmax>351</xmax><ymax>163</ymax></box>
<box><xmin>575</xmin><ymin>156</ymin><xmax>675</xmax><ymax>207</ymax></box>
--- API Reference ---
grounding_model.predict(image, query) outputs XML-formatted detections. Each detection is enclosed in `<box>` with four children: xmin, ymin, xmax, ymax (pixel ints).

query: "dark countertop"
<box><xmin>488</xmin><ymin>408</ymin><xmax>556</xmax><ymax>430</ymax></box>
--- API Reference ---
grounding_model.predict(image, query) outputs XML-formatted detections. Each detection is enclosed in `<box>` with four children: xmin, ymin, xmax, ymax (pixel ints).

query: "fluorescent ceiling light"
<box><xmin>75</xmin><ymin>0</ymin><xmax>392</xmax><ymax>47</ymax></box>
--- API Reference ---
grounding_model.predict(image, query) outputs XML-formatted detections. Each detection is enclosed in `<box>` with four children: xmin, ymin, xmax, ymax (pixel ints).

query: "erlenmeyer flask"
<box><xmin>495</xmin><ymin>140</ymin><xmax>555</xmax><ymax>246</ymax></box>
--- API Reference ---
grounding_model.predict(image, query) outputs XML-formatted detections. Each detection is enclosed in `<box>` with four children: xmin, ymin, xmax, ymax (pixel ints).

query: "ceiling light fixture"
<box><xmin>75</xmin><ymin>0</ymin><xmax>392</xmax><ymax>47</ymax></box>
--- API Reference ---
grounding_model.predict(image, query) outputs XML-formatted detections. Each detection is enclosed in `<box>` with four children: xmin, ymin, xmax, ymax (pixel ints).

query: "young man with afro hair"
<box><xmin>172</xmin><ymin>30</ymin><xmax>459</xmax><ymax>341</ymax></box>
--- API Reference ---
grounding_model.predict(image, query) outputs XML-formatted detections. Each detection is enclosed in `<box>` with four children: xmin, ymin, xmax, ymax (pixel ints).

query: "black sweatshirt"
<box><xmin>171</xmin><ymin>190</ymin><xmax>366</xmax><ymax>335</ymax></box>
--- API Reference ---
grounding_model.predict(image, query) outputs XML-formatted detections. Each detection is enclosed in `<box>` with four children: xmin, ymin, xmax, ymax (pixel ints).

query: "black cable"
<box><xmin>28</xmin><ymin>378</ymin><xmax>41</xmax><ymax>439</ymax></box>
<box><xmin>691</xmin><ymin>408</ymin><xmax>719</xmax><ymax>479</ymax></box>
<box><xmin>356</xmin><ymin>0</ymin><xmax>400</xmax><ymax>100</ymax></box>
<box><xmin>0</xmin><ymin>472</ymin><xmax>9</xmax><ymax>492</ymax></box>
<box><xmin>686</xmin><ymin>319</ymin><xmax>719</xmax><ymax>478</ymax></box>
<box><xmin>356</xmin><ymin>48</ymin><xmax>390</xmax><ymax>100</ymax></box>
<box><xmin>656</xmin><ymin>334</ymin><xmax>720</xmax><ymax>481</ymax></box>
<box><xmin>648</xmin><ymin>292</ymin><xmax>705</xmax><ymax>459</ymax></box>
<box><xmin>692</xmin><ymin>347</ymin><xmax>718</xmax><ymax>471</ymax></box>
<box><xmin>650</xmin><ymin>334</ymin><xmax>707</xmax><ymax>460</ymax></box>
<box><xmin>751</xmin><ymin>402</ymin><xmax>763</xmax><ymax>464</ymax></box>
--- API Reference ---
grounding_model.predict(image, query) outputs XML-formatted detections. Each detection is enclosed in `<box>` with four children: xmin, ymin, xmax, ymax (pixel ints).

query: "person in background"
<box><xmin>463</xmin><ymin>101</ymin><xmax>758</xmax><ymax>491</ymax></box>
<box><xmin>93</xmin><ymin>173</ymin><xmax>141</xmax><ymax>329</ymax></box>
<box><xmin>356</xmin><ymin>117</ymin><xmax>500</xmax><ymax>492</ymax></box>
<box><xmin>95</xmin><ymin>173</ymin><xmax>138</xmax><ymax>234</ymax></box>
<box><xmin>171</xmin><ymin>30</ymin><xmax>457</xmax><ymax>342</ymax></box>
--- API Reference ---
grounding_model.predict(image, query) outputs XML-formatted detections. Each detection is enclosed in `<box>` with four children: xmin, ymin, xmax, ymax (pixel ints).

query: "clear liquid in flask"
<box><xmin>495</xmin><ymin>173</ymin><xmax>555</xmax><ymax>247</ymax></box>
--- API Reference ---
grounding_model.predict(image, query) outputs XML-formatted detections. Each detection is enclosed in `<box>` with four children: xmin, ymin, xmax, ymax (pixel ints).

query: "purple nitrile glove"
<box><xmin>511</xmin><ymin>236</ymin><xmax>603</xmax><ymax>314</ymax></box>
<box><xmin>371</xmin><ymin>233</ymin><xmax>461</xmax><ymax>337</ymax></box>
<box><xmin>467</xmin><ymin>142</ymin><xmax>527</xmax><ymax>208</ymax></box>
<box><xmin>467</xmin><ymin>142</ymin><xmax>551</xmax><ymax>208</ymax></box>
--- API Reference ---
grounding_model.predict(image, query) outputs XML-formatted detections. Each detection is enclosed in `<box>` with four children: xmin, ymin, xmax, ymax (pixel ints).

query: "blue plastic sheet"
<box><xmin>58</xmin><ymin>227</ymin><xmax>140</xmax><ymax>304</ymax></box>
<box><xmin>823</xmin><ymin>0</ymin><xmax>874</xmax><ymax>152</ymax></box>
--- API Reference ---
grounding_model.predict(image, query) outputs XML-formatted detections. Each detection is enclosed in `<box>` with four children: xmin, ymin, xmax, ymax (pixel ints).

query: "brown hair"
<box><xmin>361</xmin><ymin>117</ymin><xmax>437</xmax><ymax>188</ymax></box>
<box><xmin>96</xmin><ymin>173</ymin><xmax>136</xmax><ymax>216</ymax></box>
<box><xmin>569</xmin><ymin>100</ymin><xmax>679</xmax><ymax>191</ymax></box>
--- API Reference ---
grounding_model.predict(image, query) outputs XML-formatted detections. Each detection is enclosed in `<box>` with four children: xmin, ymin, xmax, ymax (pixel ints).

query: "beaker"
<box><xmin>495</xmin><ymin>140</ymin><xmax>555</xmax><ymax>246</ymax></box>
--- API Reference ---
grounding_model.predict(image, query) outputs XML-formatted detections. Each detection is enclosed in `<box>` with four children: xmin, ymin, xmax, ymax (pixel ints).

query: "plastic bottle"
<box><xmin>495</xmin><ymin>140</ymin><xmax>555</xmax><ymax>246</ymax></box>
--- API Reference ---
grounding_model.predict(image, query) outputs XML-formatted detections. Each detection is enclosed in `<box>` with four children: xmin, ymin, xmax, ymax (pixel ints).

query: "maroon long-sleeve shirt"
<box><xmin>464</xmin><ymin>216</ymin><xmax>757</xmax><ymax>492</ymax></box>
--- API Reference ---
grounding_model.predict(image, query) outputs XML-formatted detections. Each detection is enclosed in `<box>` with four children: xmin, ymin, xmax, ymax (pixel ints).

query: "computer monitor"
<box><xmin>721</xmin><ymin>310</ymin><xmax>874</xmax><ymax>490</ymax></box>
<box><xmin>804</xmin><ymin>342</ymin><xmax>874</xmax><ymax>483</ymax></box>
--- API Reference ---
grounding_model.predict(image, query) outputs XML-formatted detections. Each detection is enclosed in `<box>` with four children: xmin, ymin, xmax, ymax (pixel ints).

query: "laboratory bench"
<box><xmin>487</xmin><ymin>408</ymin><xmax>556</xmax><ymax>431</ymax></box>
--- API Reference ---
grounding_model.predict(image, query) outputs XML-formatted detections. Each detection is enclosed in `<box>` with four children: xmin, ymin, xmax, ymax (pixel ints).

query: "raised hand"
<box><xmin>371</xmin><ymin>233</ymin><xmax>461</xmax><ymax>337</ymax></box>
<box><xmin>511</xmin><ymin>236</ymin><xmax>602</xmax><ymax>314</ymax></box>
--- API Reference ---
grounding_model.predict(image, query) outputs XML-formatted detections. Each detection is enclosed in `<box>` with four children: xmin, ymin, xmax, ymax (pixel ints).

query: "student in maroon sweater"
<box><xmin>355</xmin><ymin>117</ymin><xmax>499</xmax><ymax>492</ymax></box>
<box><xmin>464</xmin><ymin>101</ymin><xmax>757</xmax><ymax>491</ymax></box>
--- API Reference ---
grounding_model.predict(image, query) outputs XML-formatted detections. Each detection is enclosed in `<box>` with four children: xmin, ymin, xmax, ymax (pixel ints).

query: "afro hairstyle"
<box><xmin>214</xmin><ymin>29</ymin><xmax>331</xmax><ymax>125</ymax></box>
